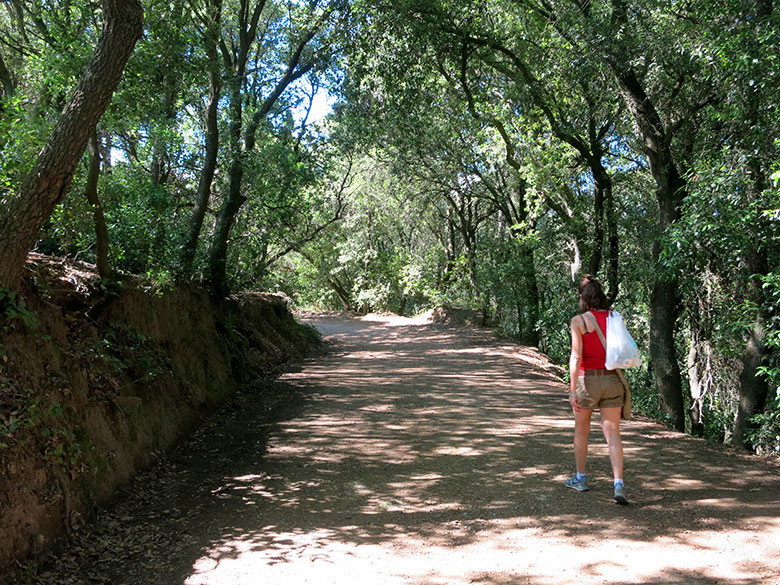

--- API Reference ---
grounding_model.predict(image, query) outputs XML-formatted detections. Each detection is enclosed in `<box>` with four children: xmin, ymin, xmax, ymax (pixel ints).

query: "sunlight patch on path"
<box><xmin>181</xmin><ymin>315</ymin><xmax>780</xmax><ymax>585</ymax></box>
<box><xmin>184</xmin><ymin>517</ymin><xmax>780</xmax><ymax>585</ymax></box>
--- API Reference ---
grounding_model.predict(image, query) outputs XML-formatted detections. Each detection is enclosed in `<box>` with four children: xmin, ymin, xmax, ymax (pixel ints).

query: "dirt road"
<box><xmin>16</xmin><ymin>314</ymin><xmax>780</xmax><ymax>585</ymax></box>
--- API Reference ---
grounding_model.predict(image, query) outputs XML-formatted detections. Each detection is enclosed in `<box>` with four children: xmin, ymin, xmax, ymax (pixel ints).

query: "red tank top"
<box><xmin>581</xmin><ymin>310</ymin><xmax>608</xmax><ymax>370</ymax></box>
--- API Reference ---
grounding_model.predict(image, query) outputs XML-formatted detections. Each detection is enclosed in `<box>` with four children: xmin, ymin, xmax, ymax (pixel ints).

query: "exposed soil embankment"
<box><xmin>0</xmin><ymin>255</ymin><xmax>319</xmax><ymax>570</ymax></box>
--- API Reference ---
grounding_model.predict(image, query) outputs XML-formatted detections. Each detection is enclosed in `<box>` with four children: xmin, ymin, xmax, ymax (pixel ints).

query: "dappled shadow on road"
<box><xmin>175</xmin><ymin>315</ymin><xmax>780</xmax><ymax>585</ymax></box>
<box><xmin>21</xmin><ymin>314</ymin><xmax>780</xmax><ymax>585</ymax></box>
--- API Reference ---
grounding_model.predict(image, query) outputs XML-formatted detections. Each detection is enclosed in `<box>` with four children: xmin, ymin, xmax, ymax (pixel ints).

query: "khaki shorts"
<box><xmin>576</xmin><ymin>372</ymin><xmax>625</xmax><ymax>410</ymax></box>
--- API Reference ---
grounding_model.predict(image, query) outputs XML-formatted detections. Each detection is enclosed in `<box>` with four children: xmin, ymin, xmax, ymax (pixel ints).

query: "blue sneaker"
<box><xmin>565</xmin><ymin>475</ymin><xmax>589</xmax><ymax>492</ymax></box>
<box><xmin>614</xmin><ymin>483</ymin><xmax>628</xmax><ymax>504</ymax></box>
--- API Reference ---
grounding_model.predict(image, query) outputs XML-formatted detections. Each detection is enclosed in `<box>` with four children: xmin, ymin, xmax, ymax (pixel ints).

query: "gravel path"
<box><xmin>14</xmin><ymin>313</ymin><xmax>780</xmax><ymax>585</ymax></box>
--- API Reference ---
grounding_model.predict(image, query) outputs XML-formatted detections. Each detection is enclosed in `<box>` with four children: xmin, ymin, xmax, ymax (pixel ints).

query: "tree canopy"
<box><xmin>1</xmin><ymin>0</ymin><xmax>778</xmax><ymax>452</ymax></box>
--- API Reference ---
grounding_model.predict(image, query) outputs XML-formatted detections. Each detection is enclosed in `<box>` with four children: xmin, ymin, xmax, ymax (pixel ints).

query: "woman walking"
<box><xmin>565</xmin><ymin>274</ymin><xmax>628</xmax><ymax>504</ymax></box>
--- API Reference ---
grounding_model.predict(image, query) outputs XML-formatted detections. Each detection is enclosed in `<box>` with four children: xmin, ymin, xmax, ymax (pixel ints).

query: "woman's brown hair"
<box><xmin>578</xmin><ymin>274</ymin><xmax>610</xmax><ymax>312</ymax></box>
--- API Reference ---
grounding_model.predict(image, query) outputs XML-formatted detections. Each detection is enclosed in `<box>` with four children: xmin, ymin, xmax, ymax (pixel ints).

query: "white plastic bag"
<box><xmin>605</xmin><ymin>311</ymin><xmax>641</xmax><ymax>369</ymax></box>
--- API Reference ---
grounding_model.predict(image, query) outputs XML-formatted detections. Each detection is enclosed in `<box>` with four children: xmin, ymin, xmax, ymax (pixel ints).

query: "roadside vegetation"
<box><xmin>1</xmin><ymin>0</ymin><xmax>778</xmax><ymax>453</ymax></box>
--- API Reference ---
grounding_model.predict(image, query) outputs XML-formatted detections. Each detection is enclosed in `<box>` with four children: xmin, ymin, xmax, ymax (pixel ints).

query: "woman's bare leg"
<box><xmin>600</xmin><ymin>407</ymin><xmax>624</xmax><ymax>480</ymax></box>
<box><xmin>574</xmin><ymin>409</ymin><xmax>593</xmax><ymax>474</ymax></box>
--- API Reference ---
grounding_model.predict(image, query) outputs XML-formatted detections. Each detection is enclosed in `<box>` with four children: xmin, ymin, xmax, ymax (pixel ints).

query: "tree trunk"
<box><xmin>687</xmin><ymin>337</ymin><xmax>704</xmax><ymax>437</ymax></box>
<box><xmin>648</xmin><ymin>273</ymin><xmax>685</xmax><ymax>430</ymax></box>
<box><xmin>733</xmin><ymin>248</ymin><xmax>771</xmax><ymax>447</ymax></box>
<box><xmin>734</xmin><ymin>320</ymin><xmax>769</xmax><ymax>447</ymax></box>
<box><xmin>732</xmin><ymin>0</ymin><xmax>774</xmax><ymax>449</ymax></box>
<box><xmin>208</xmin><ymin>157</ymin><xmax>246</xmax><ymax>296</ymax></box>
<box><xmin>328</xmin><ymin>276</ymin><xmax>352</xmax><ymax>311</ymax></box>
<box><xmin>597</xmin><ymin>155</ymin><xmax>620</xmax><ymax>304</ymax></box>
<box><xmin>180</xmin><ymin>68</ymin><xmax>220</xmax><ymax>275</ymax></box>
<box><xmin>605</xmin><ymin>192</ymin><xmax>619</xmax><ymax>304</ymax></box>
<box><xmin>85</xmin><ymin>131</ymin><xmax>115</xmax><ymax>279</ymax></box>
<box><xmin>180</xmin><ymin>0</ymin><xmax>222</xmax><ymax>276</ymax></box>
<box><xmin>587</xmin><ymin>153</ymin><xmax>619</xmax><ymax>302</ymax></box>
<box><xmin>686</xmin><ymin>282</ymin><xmax>714</xmax><ymax>438</ymax></box>
<box><xmin>518</xmin><ymin>241</ymin><xmax>539</xmax><ymax>345</ymax></box>
<box><xmin>0</xmin><ymin>0</ymin><xmax>143</xmax><ymax>290</ymax></box>
<box><xmin>587</xmin><ymin>162</ymin><xmax>606</xmax><ymax>278</ymax></box>
<box><xmin>0</xmin><ymin>50</ymin><xmax>14</xmax><ymax>100</ymax></box>
<box><xmin>608</xmin><ymin>60</ymin><xmax>686</xmax><ymax>431</ymax></box>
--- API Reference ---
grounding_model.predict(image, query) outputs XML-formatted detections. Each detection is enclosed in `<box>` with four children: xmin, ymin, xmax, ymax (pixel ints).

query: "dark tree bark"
<box><xmin>0</xmin><ymin>0</ymin><xmax>143</xmax><ymax>290</ymax></box>
<box><xmin>328</xmin><ymin>276</ymin><xmax>353</xmax><ymax>311</ymax></box>
<box><xmin>180</xmin><ymin>0</ymin><xmax>223</xmax><ymax>276</ymax></box>
<box><xmin>207</xmin><ymin>159</ymin><xmax>247</xmax><ymax>295</ymax></box>
<box><xmin>584</xmin><ymin>118</ymin><xmax>619</xmax><ymax>303</ymax></box>
<box><xmin>0</xmin><ymin>50</ymin><xmax>15</xmax><ymax>100</ymax></box>
<box><xmin>587</xmin><ymin>163</ymin><xmax>606</xmax><ymax>277</ymax></box>
<box><xmin>517</xmin><ymin>241</ymin><xmax>539</xmax><ymax>345</ymax></box>
<box><xmin>605</xmin><ymin>185</ymin><xmax>619</xmax><ymax>304</ymax></box>
<box><xmin>85</xmin><ymin>131</ymin><xmax>115</xmax><ymax>279</ymax></box>
<box><xmin>732</xmin><ymin>0</ymin><xmax>774</xmax><ymax>448</ymax></box>
<box><xmin>735</xmin><ymin>330</ymin><xmax>769</xmax><ymax>446</ymax></box>
<box><xmin>585</xmin><ymin>148</ymin><xmax>620</xmax><ymax>304</ymax></box>
<box><xmin>489</xmin><ymin>177</ymin><xmax>540</xmax><ymax>345</ymax></box>
<box><xmin>204</xmin><ymin>0</ymin><xmax>269</xmax><ymax>296</ymax></box>
<box><xmin>616</xmin><ymin>66</ymin><xmax>687</xmax><ymax>431</ymax></box>
<box><xmin>733</xmin><ymin>251</ymin><xmax>770</xmax><ymax>447</ymax></box>
<box><xmin>606</xmin><ymin>0</ymin><xmax>686</xmax><ymax>431</ymax></box>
